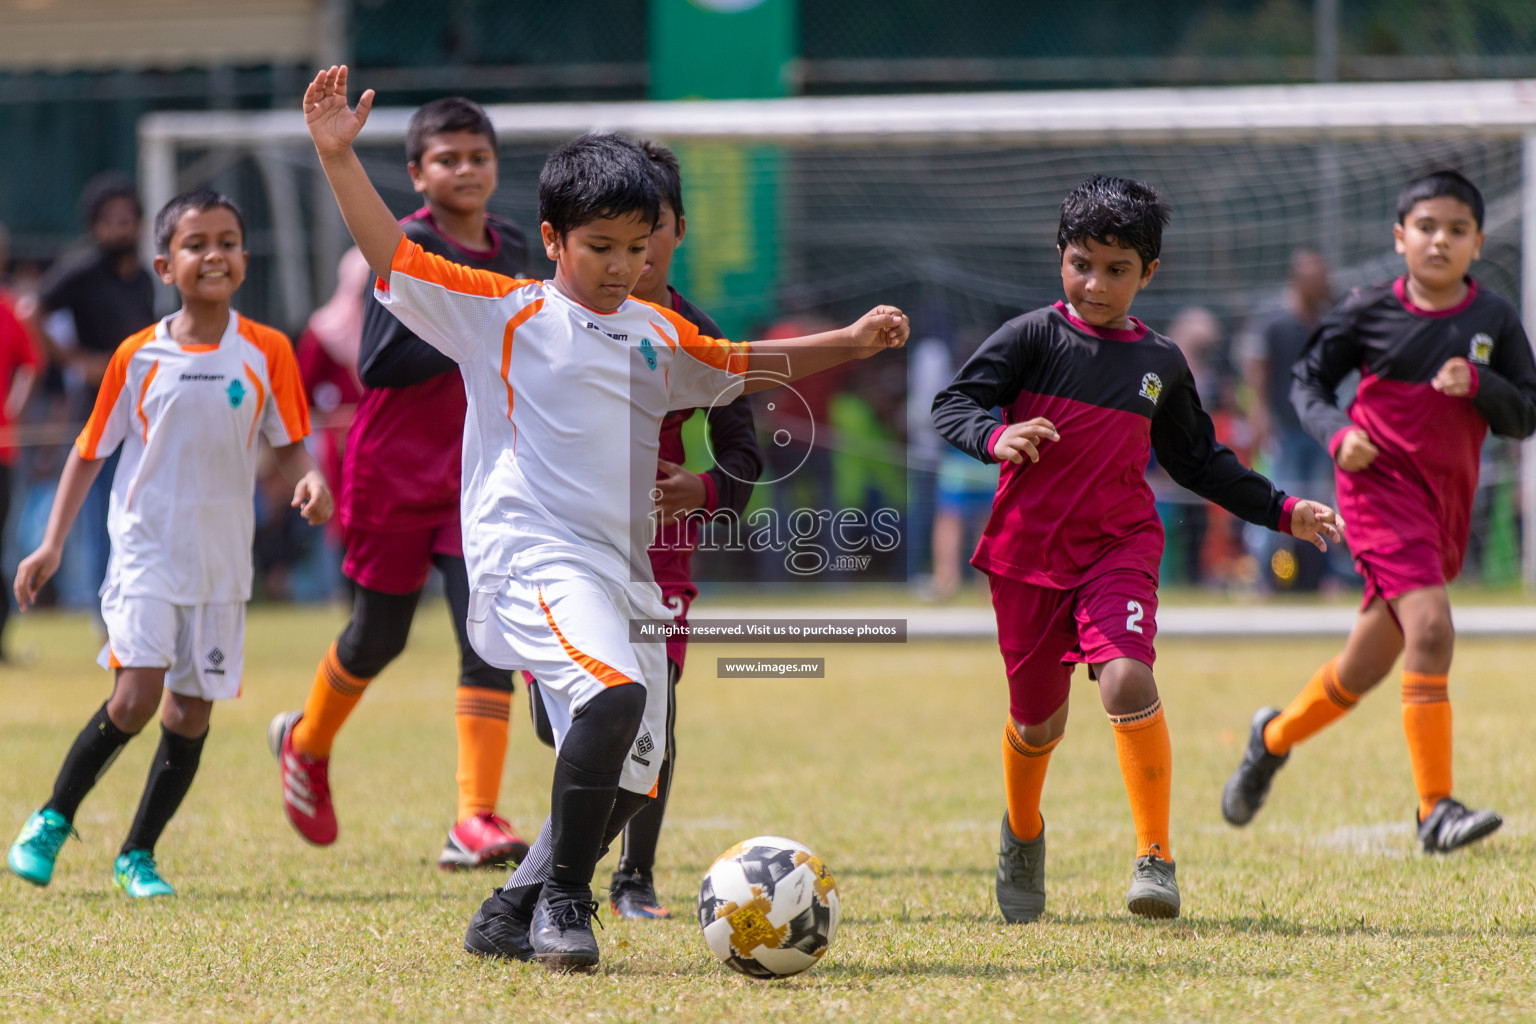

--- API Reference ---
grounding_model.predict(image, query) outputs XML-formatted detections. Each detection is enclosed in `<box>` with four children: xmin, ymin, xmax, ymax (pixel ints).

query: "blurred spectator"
<box><xmin>905</xmin><ymin>301</ymin><xmax>957</xmax><ymax>583</ymax></box>
<box><xmin>0</xmin><ymin>224</ymin><xmax>42</xmax><ymax>654</ymax></box>
<box><xmin>1236</xmin><ymin>249</ymin><xmax>1338</xmax><ymax>591</ymax></box>
<box><xmin>19</xmin><ymin>173</ymin><xmax>155</xmax><ymax>613</ymax></box>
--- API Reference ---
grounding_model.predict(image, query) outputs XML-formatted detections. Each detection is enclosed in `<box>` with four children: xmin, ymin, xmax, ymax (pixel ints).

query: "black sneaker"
<box><xmin>1221</xmin><ymin>707</ymin><xmax>1289</xmax><ymax>826</ymax></box>
<box><xmin>995</xmin><ymin>812</ymin><xmax>1046</xmax><ymax>924</ymax></box>
<box><xmin>464</xmin><ymin>887</ymin><xmax>535</xmax><ymax>962</ymax></box>
<box><xmin>530</xmin><ymin>882</ymin><xmax>602</xmax><ymax>972</ymax></box>
<box><xmin>610</xmin><ymin>866</ymin><xmax>671</xmax><ymax>920</ymax></box>
<box><xmin>1125</xmin><ymin>845</ymin><xmax>1180</xmax><ymax>919</ymax></box>
<box><xmin>1418</xmin><ymin>797</ymin><xmax>1503</xmax><ymax>854</ymax></box>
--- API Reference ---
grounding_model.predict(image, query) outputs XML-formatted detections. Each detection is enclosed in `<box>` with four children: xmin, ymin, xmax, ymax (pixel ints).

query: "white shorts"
<box><xmin>97</xmin><ymin>585</ymin><xmax>246</xmax><ymax>701</ymax></box>
<box><xmin>468</xmin><ymin>562</ymin><xmax>668</xmax><ymax>795</ymax></box>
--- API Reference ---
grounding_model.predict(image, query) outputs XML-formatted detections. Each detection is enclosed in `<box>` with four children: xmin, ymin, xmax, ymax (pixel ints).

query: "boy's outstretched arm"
<box><xmin>304</xmin><ymin>66</ymin><xmax>404</xmax><ymax>284</ymax></box>
<box><xmin>14</xmin><ymin>450</ymin><xmax>104</xmax><ymax>610</ymax></box>
<box><xmin>738</xmin><ymin>306</ymin><xmax>909</xmax><ymax>394</ymax></box>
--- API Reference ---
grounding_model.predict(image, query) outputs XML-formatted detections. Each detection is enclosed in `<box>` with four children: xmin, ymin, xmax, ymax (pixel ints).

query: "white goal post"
<box><xmin>138</xmin><ymin>79</ymin><xmax>1536</xmax><ymax>585</ymax></box>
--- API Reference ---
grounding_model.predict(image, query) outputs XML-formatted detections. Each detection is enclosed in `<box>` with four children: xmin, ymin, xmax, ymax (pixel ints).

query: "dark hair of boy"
<box><xmin>152</xmin><ymin>189</ymin><xmax>245</xmax><ymax>257</ymax></box>
<box><xmin>1396</xmin><ymin>170</ymin><xmax>1484</xmax><ymax>229</ymax></box>
<box><xmin>405</xmin><ymin>97</ymin><xmax>498</xmax><ymax>167</ymax></box>
<box><xmin>79</xmin><ymin>172</ymin><xmax>143</xmax><ymax>229</ymax></box>
<box><xmin>638</xmin><ymin>139</ymin><xmax>684</xmax><ymax>220</ymax></box>
<box><xmin>1056</xmin><ymin>174</ymin><xmax>1171</xmax><ymax>270</ymax></box>
<box><xmin>538</xmin><ymin>132</ymin><xmax>661</xmax><ymax>238</ymax></box>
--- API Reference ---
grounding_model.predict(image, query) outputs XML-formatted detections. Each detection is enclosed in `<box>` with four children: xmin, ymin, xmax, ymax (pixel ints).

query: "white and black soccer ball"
<box><xmin>697</xmin><ymin>835</ymin><xmax>839</xmax><ymax>979</ymax></box>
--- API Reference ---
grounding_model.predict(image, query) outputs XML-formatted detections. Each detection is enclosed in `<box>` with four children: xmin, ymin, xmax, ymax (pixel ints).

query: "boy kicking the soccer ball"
<box><xmin>933</xmin><ymin>175</ymin><xmax>1341</xmax><ymax>923</ymax></box>
<box><xmin>6</xmin><ymin>189</ymin><xmax>331</xmax><ymax>897</ymax></box>
<box><xmin>1222</xmin><ymin>170</ymin><xmax>1536</xmax><ymax>853</ymax></box>
<box><xmin>302</xmin><ymin>66</ymin><xmax>905</xmax><ymax>970</ymax></box>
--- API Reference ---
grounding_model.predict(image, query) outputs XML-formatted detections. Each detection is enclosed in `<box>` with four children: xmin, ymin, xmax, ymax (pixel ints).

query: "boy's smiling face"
<box><xmin>1394</xmin><ymin>195</ymin><xmax>1483</xmax><ymax>296</ymax></box>
<box><xmin>1059</xmin><ymin>237</ymin><xmax>1157</xmax><ymax>330</ymax></box>
<box><xmin>542</xmin><ymin>210</ymin><xmax>654</xmax><ymax>313</ymax></box>
<box><xmin>409</xmin><ymin>130</ymin><xmax>498</xmax><ymax>218</ymax></box>
<box><xmin>154</xmin><ymin>206</ymin><xmax>246</xmax><ymax>305</ymax></box>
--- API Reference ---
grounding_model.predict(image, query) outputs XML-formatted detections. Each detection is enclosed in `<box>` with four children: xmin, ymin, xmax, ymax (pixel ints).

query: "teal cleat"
<box><xmin>8</xmin><ymin>809</ymin><xmax>77</xmax><ymax>886</ymax></box>
<box><xmin>113</xmin><ymin>850</ymin><xmax>176</xmax><ymax>898</ymax></box>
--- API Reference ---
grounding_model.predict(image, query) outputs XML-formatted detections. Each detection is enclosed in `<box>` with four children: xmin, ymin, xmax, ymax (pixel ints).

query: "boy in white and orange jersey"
<box><xmin>5</xmin><ymin>189</ymin><xmax>333</xmax><ymax>899</ymax></box>
<box><xmin>302</xmin><ymin>66</ymin><xmax>906</xmax><ymax>971</ymax></box>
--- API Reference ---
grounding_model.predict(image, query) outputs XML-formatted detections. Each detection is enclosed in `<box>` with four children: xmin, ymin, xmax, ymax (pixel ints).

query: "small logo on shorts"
<box><xmin>1138</xmin><ymin>373</ymin><xmax>1162</xmax><ymax>405</ymax></box>
<box><xmin>226</xmin><ymin>380</ymin><xmax>245</xmax><ymax>408</ymax></box>
<box><xmin>206</xmin><ymin>647</ymin><xmax>226</xmax><ymax>675</ymax></box>
<box><xmin>1469</xmin><ymin>332</ymin><xmax>1494</xmax><ymax>364</ymax></box>
<box><xmin>640</xmin><ymin>337</ymin><xmax>657</xmax><ymax>371</ymax></box>
<box><xmin>631</xmin><ymin>731</ymin><xmax>655</xmax><ymax>766</ymax></box>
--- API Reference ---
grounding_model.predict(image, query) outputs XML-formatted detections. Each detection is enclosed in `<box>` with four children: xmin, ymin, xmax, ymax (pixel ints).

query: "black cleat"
<box><xmin>1222</xmin><ymin>707</ymin><xmax>1289</xmax><ymax>826</ymax></box>
<box><xmin>995</xmin><ymin>812</ymin><xmax>1046</xmax><ymax>924</ymax></box>
<box><xmin>530</xmin><ymin>882</ymin><xmax>602</xmax><ymax>973</ymax></box>
<box><xmin>1125</xmin><ymin>845</ymin><xmax>1180</xmax><ymax>919</ymax></box>
<box><xmin>464</xmin><ymin>888</ymin><xmax>535</xmax><ymax>962</ymax></box>
<box><xmin>609</xmin><ymin>867</ymin><xmax>671</xmax><ymax>920</ymax></box>
<box><xmin>1418</xmin><ymin>798</ymin><xmax>1503</xmax><ymax>854</ymax></box>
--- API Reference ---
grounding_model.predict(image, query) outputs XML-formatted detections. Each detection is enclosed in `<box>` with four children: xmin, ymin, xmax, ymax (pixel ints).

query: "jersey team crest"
<box><xmin>1468</xmin><ymin>332</ymin><xmax>1494</xmax><ymax>364</ymax></box>
<box><xmin>226</xmin><ymin>379</ymin><xmax>245</xmax><ymax>407</ymax></box>
<box><xmin>640</xmin><ymin>337</ymin><xmax>658</xmax><ymax>370</ymax></box>
<box><xmin>1138</xmin><ymin>372</ymin><xmax>1163</xmax><ymax>405</ymax></box>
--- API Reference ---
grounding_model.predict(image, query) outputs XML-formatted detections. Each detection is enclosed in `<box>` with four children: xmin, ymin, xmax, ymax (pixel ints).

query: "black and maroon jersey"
<box><xmin>933</xmin><ymin>301</ymin><xmax>1294</xmax><ymax>588</ymax></box>
<box><xmin>1292</xmin><ymin>277</ymin><xmax>1536</xmax><ymax>579</ymax></box>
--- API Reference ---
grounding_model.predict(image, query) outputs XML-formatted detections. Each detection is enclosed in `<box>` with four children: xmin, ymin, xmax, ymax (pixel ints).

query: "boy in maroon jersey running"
<box><xmin>270</xmin><ymin>98</ymin><xmax>532</xmax><ymax>868</ymax></box>
<box><xmin>1223</xmin><ymin>170</ymin><xmax>1536</xmax><ymax>853</ymax></box>
<box><xmin>933</xmin><ymin>175</ymin><xmax>1342</xmax><ymax>922</ymax></box>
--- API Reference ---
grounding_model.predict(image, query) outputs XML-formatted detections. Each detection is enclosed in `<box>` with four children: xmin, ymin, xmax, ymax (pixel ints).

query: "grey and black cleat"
<box><xmin>1125</xmin><ymin>845</ymin><xmax>1180</xmax><ymax>919</ymax></box>
<box><xmin>995</xmin><ymin>812</ymin><xmax>1046</xmax><ymax>924</ymax></box>
<box><xmin>464</xmin><ymin>887</ymin><xmax>536</xmax><ymax>962</ymax></box>
<box><xmin>1221</xmin><ymin>707</ymin><xmax>1289</xmax><ymax>826</ymax></box>
<box><xmin>530</xmin><ymin>882</ymin><xmax>603</xmax><ymax>973</ymax></box>
<box><xmin>609</xmin><ymin>867</ymin><xmax>671</xmax><ymax>920</ymax></box>
<box><xmin>1418</xmin><ymin>797</ymin><xmax>1502</xmax><ymax>854</ymax></box>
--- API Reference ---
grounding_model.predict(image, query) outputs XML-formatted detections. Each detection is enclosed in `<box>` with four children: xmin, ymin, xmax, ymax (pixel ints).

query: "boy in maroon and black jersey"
<box><xmin>270</xmin><ymin>97</ymin><xmax>534</xmax><ymax>869</ymax></box>
<box><xmin>933</xmin><ymin>175</ymin><xmax>1341</xmax><ymax>923</ymax></box>
<box><xmin>1223</xmin><ymin>171</ymin><xmax>1536</xmax><ymax>854</ymax></box>
<box><xmin>525</xmin><ymin>140</ymin><xmax>764</xmax><ymax>919</ymax></box>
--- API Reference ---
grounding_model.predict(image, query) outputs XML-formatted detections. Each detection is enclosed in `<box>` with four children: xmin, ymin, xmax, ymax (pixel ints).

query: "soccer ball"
<box><xmin>697</xmin><ymin>835</ymin><xmax>840</xmax><ymax>979</ymax></box>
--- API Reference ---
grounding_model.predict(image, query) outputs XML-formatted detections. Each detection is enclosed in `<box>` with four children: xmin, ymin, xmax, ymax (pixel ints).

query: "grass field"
<box><xmin>3</xmin><ymin>603</ymin><xmax>1535</xmax><ymax>1023</ymax></box>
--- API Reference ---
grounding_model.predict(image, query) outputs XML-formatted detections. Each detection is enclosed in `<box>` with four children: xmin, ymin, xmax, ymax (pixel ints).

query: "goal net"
<box><xmin>139</xmin><ymin>80</ymin><xmax>1536</xmax><ymax>590</ymax></box>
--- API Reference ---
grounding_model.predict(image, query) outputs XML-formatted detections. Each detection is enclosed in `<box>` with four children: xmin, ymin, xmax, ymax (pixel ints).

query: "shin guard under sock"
<box><xmin>122</xmin><ymin>726</ymin><xmax>207</xmax><ymax>855</ymax></box>
<box><xmin>1109</xmin><ymin>699</ymin><xmax>1172</xmax><ymax>860</ymax></box>
<box><xmin>1264</xmin><ymin>657</ymin><xmax>1357</xmax><ymax>755</ymax></box>
<box><xmin>293</xmin><ymin>642</ymin><xmax>371</xmax><ymax>759</ymax></box>
<box><xmin>44</xmin><ymin>703</ymin><xmax>136</xmax><ymax>823</ymax></box>
<box><xmin>1402</xmin><ymin>671</ymin><xmax>1452</xmax><ymax>820</ymax></box>
<box><xmin>455</xmin><ymin>687</ymin><xmax>511</xmax><ymax>821</ymax></box>
<box><xmin>1002</xmin><ymin>718</ymin><xmax>1060</xmax><ymax>843</ymax></box>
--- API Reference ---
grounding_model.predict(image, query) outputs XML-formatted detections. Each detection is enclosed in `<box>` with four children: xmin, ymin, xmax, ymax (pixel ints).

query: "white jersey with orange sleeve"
<box><xmin>373</xmin><ymin>236</ymin><xmax>749</xmax><ymax>593</ymax></box>
<box><xmin>77</xmin><ymin>312</ymin><xmax>311</xmax><ymax>605</ymax></box>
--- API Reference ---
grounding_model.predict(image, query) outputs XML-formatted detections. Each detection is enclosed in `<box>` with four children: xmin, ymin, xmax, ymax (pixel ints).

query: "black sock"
<box><xmin>547</xmin><ymin>684</ymin><xmax>646</xmax><ymax>888</ymax></box>
<box><xmin>44</xmin><ymin>703</ymin><xmax>136</xmax><ymax>823</ymax></box>
<box><xmin>121</xmin><ymin>726</ymin><xmax>206</xmax><ymax>855</ymax></box>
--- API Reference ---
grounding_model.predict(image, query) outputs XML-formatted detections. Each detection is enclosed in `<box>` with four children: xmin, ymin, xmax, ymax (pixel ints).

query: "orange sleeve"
<box><xmin>76</xmin><ymin>327</ymin><xmax>155</xmax><ymax>460</ymax></box>
<box><xmin>647</xmin><ymin>302</ymin><xmax>751</xmax><ymax>375</ymax></box>
<box><xmin>387</xmin><ymin>235</ymin><xmax>532</xmax><ymax>298</ymax></box>
<box><xmin>242</xmin><ymin>320</ymin><xmax>310</xmax><ymax>444</ymax></box>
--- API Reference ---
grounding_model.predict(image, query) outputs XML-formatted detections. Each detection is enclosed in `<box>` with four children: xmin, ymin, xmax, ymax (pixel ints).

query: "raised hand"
<box><xmin>992</xmin><ymin>417</ymin><xmax>1059</xmax><ymax>464</ymax></box>
<box><xmin>1289</xmin><ymin>499</ymin><xmax>1344</xmax><ymax>553</ymax></box>
<box><xmin>846</xmin><ymin>306</ymin><xmax>910</xmax><ymax>354</ymax></box>
<box><xmin>304</xmin><ymin>65</ymin><xmax>375</xmax><ymax>158</ymax></box>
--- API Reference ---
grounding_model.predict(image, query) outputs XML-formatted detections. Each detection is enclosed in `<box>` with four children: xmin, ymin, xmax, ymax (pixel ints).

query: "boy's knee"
<box><xmin>1095</xmin><ymin>659</ymin><xmax>1158</xmax><ymax>716</ymax></box>
<box><xmin>1407</xmin><ymin>613</ymin><xmax>1454</xmax><ymax>660</ymax></box>
<box><xmin>336</xmin><ymin>619</ymin><xmax>408</xmax><ymax>678</ymax></box>
<box><xmin>161</xmin><ymin>694</ymin><xmax>211</xmax><ymax>737</ymax></box>
<box><xmin>570</xmin><ymin>682</ymin><xmax>647</xmax><ymax>752</ymax></box>
<box><xmin>107</xmin><ymin>684</ymin><xmax>161</xmax><ymax>732</ymax></box>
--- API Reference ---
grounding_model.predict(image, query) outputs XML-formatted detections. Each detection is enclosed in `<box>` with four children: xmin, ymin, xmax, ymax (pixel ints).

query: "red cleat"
<box><xmin>439</xmin><ymin>812</ymin><xmax>529</xmax><ymax>870</ymax></box>
<box><xmin>267</xmin><ymin>711</ymin><xmax>337</xmax><ymax>846</ymax></box>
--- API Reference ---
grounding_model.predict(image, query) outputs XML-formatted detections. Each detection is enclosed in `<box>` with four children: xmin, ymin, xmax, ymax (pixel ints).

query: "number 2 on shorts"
<box><xmin>1125</xmin><ymin>600</ymin><xmax>1145</xmax><ymax>634</ymax></box>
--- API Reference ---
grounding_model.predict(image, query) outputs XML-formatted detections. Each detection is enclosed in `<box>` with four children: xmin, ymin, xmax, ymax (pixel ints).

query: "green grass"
<box><xmin>3</xmin><ymin>605</ymin><xmax>1535</xmax><ymax>1022</ymax></box>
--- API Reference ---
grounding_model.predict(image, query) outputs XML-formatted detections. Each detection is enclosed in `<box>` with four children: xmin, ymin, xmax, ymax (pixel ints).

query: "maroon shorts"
<box><xmin>342</xmin><ymin>519</ymin><xmax>462</xmax><ymax>595</ymax></box>
<box><xmin>1357</xmin><ymin>542</ymin><xmax>1447</xmax><ymax>610</ymax></box>
<box><xmin>988</xmin><ymin>569</ymin><xmax>1158</xmax><ymax>726</ymax></box>
<box><xmin>659</xmin><ymin>587</ymin><xmax>695</xmax><ymax>672</ymax></box>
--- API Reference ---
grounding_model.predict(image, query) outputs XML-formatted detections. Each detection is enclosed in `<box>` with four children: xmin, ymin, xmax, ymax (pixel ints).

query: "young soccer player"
<box><xmin>932</xmin><ymin>175</ymin><xmax>1342</xmax><ymax>923</ymax></box>
<box><xmin>6</xmin><ymin>189</ymin><xmax>332</xmax><ymax>897</ymax></box>
<box><xmin>525</xmin><ymin>139</ymin><xmax>765</xmax><ymax>920</ymax></box>
<box><xmin>1222</xmin><ymin>170</ymin><xmax>1536</xmax><ymax>852</ymax></box>
<box><xmin>270</xmin><ymin>97</ymin><xmax>534</xmax><ymax>870</ymax></box>
<box><xmin>302</xmin><ymin>66</ymin><xmax>905</xmax><ymax>970</ymax></box>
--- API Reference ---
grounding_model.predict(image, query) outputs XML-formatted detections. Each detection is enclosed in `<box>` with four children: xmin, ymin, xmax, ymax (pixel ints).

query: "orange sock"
<box><xmin>456</xmin><ymin>687</ymin><xmax>512</xmax><ymax>822</ymax></box>
<box><xmin>1109</xmin><ymin>699</ymin><xmax>1172</xmax><ymax>860</ymax></box>
<box><xmin>1263</xmin><ymin>657</ymin><xmax>1358</xmax><ymax>755</ymax></box>
<box><xmin>1402</xmin><ymin>671</ymin><xmax>1452</xmax><ymax>821</ymax></box>
<box><xmin>292</xmin><ymin>642</ymin><xmax>371</xmax><ymax>759</ymax></box>
<box><xmin>1002</xmin><ymin>718</ymin><xmax>1060</xmax><ymax>842</ymax></box>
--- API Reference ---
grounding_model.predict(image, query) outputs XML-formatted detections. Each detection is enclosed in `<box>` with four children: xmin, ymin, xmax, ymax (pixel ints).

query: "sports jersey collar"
<box><xmin>1053</xmin><ymin>300</ymin><xmax>1148</xmax><ymax>342</ymax></box>
<box><xmin>1393</xmin><ymin>275</ymin><xmax>1478</xmax><ymax>319</ymax></box>
<box><xmin>405</xmin><ymin>207</ymin><xmax>500</xmax><ymax>262</ymax></box>
<box><xmin>156</xmin><ymin>310</ymin><xmax>241</xmax><ymax>352</ymax></box>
